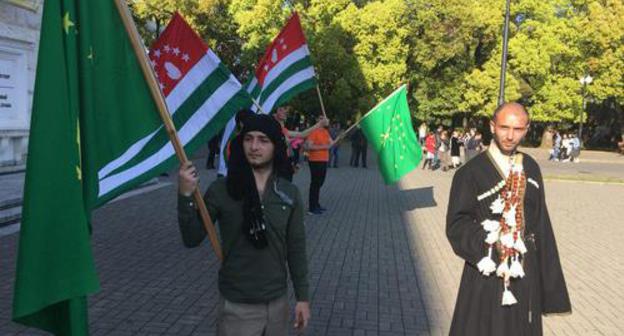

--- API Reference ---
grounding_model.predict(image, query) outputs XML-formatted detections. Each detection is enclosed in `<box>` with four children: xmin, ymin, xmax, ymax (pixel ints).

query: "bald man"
<box><xmin>446</xmin><ymin>103</ymin><xmax>571</xmax><ymax>335</ymax></box>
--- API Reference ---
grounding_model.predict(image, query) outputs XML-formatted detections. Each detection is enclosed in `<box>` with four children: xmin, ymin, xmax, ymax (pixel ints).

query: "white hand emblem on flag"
<box><xmin>164</xmin><ymin>62</ymin><xmax>182</xmax><ymax>80</ymax></box>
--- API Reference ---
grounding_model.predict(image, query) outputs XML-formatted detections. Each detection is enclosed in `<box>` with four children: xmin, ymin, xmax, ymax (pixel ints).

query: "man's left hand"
<box><xmin>293</xmin><ymin>301</ymin><xmax>310</xmax><ymax>332</ymax></box>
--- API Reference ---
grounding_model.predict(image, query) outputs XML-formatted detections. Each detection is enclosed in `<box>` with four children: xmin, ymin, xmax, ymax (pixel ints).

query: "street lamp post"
<box><xmin>579</xmin><ymin>74</ymin><xmax>593</xmax><ymax>145</ymax></box>
<box><xmin>498</xmin><ymin>0</ymin><xmax>511</xmax><ymax>106</ymax></box>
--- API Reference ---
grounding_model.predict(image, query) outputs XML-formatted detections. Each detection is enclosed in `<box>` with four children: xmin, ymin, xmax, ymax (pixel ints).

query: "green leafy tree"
<box><xmin>128</xmin><ymin>0</ymin><xmax>623</xmax><ymax>142</ymax></box>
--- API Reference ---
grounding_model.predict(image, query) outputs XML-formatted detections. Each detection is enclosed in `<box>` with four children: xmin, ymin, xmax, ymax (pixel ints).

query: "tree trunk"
<box><xmin>540</xmin><ymin>126</ymin><xmax>553</xmax><ymax>148</ymax></box>
<box><xmin>616</xmin><ymin>99</ymin><xmax>623</xmax><ymax>135</ymax></box>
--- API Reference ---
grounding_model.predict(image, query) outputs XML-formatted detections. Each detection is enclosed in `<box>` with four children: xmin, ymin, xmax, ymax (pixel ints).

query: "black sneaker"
<box><xmin>307</xmin><ymin>208</ymin><xmax>323</xmax><ymax>215</ymax></box>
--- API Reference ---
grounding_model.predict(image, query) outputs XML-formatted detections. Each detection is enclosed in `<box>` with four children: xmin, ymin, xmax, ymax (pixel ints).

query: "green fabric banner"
<box><xmin>13</xmin><ymin>1</ymin><xmax>249</xmax><ymax>334</ymax></box>
<box><xmin>359</xmin><ymin>85</ymin><xmax>422</xmax><ymax>184</ymax></box>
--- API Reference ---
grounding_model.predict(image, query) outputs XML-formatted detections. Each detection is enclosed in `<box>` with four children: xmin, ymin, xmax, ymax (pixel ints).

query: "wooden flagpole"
<box><xmin>333</xmin><ymin>120</ymin><xmax>361</xmax><ymax>145</ymax></box>
<box><xmin>251</xmin><ymin>98</ymin><xmax>268</xmax><ymax>115</ymax></box>
<box><xmin>315</xmin><ymin>84</ymin><xmax>327</xmax><ymax>118</ymax></box>
<box><xmin>114</xmin><ymin>0</ymin><xmax>223</xmax><ymax>261</ymax></box>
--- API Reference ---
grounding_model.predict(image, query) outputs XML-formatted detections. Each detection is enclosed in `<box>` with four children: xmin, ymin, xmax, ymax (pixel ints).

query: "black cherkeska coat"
<box><xmin>446</xmin><ymin>151</ymin><xmax>571</xmax><ymax>336</ymax></box>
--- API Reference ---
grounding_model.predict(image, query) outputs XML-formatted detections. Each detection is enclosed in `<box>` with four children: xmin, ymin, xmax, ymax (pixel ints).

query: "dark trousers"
<box><xmin>360</xmin><ymin>146</ymin><xmax>367</xmax><ymax>167</ymax></box>
<box><xmin>206</xmin><ymin>150</ymin><xmax>217</xmax><ymax>169</ymax></box>
<box><xmin>350</xmin><ymin>146</ymin><xmax>358</xmax><ymax>166</ymax></box>
<box><xmin>308</xmin><ymin>161</ymin><xmax>327</xmax><ymax>210</ymax></box>
<box><xmin>329</xmin><ymin>147</ymin><xmax>339</xmax><ymax>167</ymax></box>
<box><xmin>350</xmin><ymin>146</ymin><xmax>367</xmax><ymax>167</ymax></box>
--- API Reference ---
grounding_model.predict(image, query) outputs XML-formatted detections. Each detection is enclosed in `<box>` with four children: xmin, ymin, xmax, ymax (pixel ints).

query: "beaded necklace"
<box><xmin>477</xmin><ymin>153</ymin><xmax>528</xmax><ymax>305</ymax></box>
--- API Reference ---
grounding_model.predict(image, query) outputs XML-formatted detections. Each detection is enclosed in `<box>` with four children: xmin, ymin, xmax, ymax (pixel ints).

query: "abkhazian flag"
<box><xmin>359</xmin><ymin>85</ymin><xmax>422</xmax><ymax>184</ymax></box>
<box><xmin>12</xmin><ymin>3</ymin><xmax>248</xmax><ymax>335</ymax></box>
<box><xmin>246</xmin><ymin>12</ymin><xmax>316</xmax><ymax>113</ymax></box>
<box><xmin>97</xmin><ymin>12</ymin><xmax>251</xmax><ymax>198</ymax></box>
<box><xmin>218</xmin><ymin>12</ymin><xmax>316</xmax><ymax>175</ymax></box>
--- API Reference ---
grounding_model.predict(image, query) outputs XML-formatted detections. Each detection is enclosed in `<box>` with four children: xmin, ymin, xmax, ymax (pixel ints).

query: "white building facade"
<box><xmin>0</xmin><ymin>0</ymin><xmax>42</xmax><ymax>170</ymax></box>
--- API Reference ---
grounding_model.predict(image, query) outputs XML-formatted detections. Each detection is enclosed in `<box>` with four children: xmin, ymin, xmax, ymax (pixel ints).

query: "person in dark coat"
<box><xmin>206</xmin><ymin>133</ymin><xmax>222</xmax><ymax>169</ymax></box>
<box><xmin>359</xmin><ymin>131</ymin><xmax>368</xmax><ymax>168</ymax></box>
<box><xmin>450</xmin><ymin>130</ymin><xmax>462</xmax><ymax>168</ymax></box>
<box><xmin>350</xmin><ymin>127</ymin><xmax>363</xmax><ymax>167</ymax></box>
<box><xmin>446</xmin><ymin>102</ymin><xmax>571</xmax><ymax>336</ymax></box>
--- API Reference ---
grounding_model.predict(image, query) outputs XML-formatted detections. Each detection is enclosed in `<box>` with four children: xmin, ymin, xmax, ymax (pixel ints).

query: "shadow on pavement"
<box><xmin>399</xmin><ymin>187</ymin><xmax>437</xmax><ymax>210</ymax></box>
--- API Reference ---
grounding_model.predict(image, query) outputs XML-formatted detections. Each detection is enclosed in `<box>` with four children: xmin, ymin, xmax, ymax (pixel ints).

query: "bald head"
<box><xmin>492</xmin><ymin>102</ymin><xmax>529</xmax><ymax>124</ymax></box>
<box><xmin>490</xmin><ymin>102</ymin><xmax>530</xmax><ymax>155</ymax></box>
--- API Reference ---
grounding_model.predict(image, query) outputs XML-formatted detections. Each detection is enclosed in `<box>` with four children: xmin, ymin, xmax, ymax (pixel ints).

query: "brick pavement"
<box><xmin>1</xmin><ymin>147</ymin><xmax>623</xmax><ymax>335</ymax></box>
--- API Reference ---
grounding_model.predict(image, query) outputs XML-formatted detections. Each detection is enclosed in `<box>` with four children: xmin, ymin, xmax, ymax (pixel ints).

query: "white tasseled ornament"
<box><xmin>477</xmin><ymin>247</ymin><xmax>497</xmax><ymax>276</ymax></box>
<box><xmin>503</xmin><ymin>205</ymin><xmax>517</xmax><ymax>227</ymax></box>
<box><xmin>496</xmin><ymin>257</ymin><xmax>510</xmax><ymax>278</ymax></box>
<box><xmin>510</xmin><ymin>256</ymin><xmax>525</xmax><ymax>278</ymax></box>
<box><xmin>514</xmin><ymin>235</ymin><xmax>528</xmax><ymax>254</ymax></box>
<box><xmin>490</xmin><ymin>196</ymin><xmax>505</xmax><ymax>214</ymax></box>
<box><xmin>500</xmin><ymin>232</ymin><xmax>515</xmax><ymax>248</ymax></box>
<box><xmin>481</xmin><ymin>219</ymin><xmax>500</xmax><ymax>232</ymax></box>
<box><xmin>502</xmin><ymin>287</ymin><xmax>518</xmax><ymax>306</ymax></box>
<box><xmin>485</xmin><ymin>230</ymin><xmax>500</xmax><ymax>245</ymax></box>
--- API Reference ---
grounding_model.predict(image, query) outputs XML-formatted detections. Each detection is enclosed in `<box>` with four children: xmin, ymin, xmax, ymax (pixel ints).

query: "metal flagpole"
<box><xmin>114</xmin><ymin>0</ymin><xmax>223</xmax><ymax>261</ymax></box>
<box><xmin>498</xmin><ymin>0</ymin><xmax>511</xmax><ymax>106</ymax></box>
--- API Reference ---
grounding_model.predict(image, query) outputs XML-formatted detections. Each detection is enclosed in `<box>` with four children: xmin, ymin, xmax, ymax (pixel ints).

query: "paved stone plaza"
<box><xmin>1</xmin><ymin>147</ymin><xmax>623</xmax><ymax>335</ymax></box>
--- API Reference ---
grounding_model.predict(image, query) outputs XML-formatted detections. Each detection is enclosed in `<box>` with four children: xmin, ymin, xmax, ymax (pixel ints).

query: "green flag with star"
<box><xmin>359</xmin><ymin>85</ymin><xmax>422</xmax><ymax>184</ymax></box>
<box><xmin>10</xmin><ymin>0</ymin><xmax>223</xmax><ymax>334</ymax></box>
<box><xmin>12</xmin><ymin>1</ymin><xmax>100</xmax><ymax>334</ymax></box>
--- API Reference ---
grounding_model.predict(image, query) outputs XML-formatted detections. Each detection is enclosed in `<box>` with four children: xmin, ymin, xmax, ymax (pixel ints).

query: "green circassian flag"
<box><xmin>12</xmin><ymin>1</ymin><xmax>248</xmax><ymax>335</ymax></box>
<box><xmin>359</xmin><ymin>85</ymin><xmax>422</xmax><ymax>184</ymax></box>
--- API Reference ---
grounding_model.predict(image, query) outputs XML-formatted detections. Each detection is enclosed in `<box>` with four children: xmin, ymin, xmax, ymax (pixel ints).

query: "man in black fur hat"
<box><xmin>177</xmin><ymin>113</ymin><xmax>310</xmax><ymax>335</ymax></box>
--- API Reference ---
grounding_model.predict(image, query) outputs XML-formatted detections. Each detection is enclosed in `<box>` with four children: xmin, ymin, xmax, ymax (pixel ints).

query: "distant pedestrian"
<box><xmin>433</xmin><ymin>125</ymin><xmax>443</xmax><ymax>168</ymax></box>
<box><xmin>418</xmin><ymin>122</ymin><xmax>428</xmax><ymax>145</ymax></box>
<box><xmin>569</xmin><ymin>134</ymin><xmax>581</xmax><ymax>162</ymax></box>
<box><xmin>329</xmin><ymin>122</ymin><xmax>342</xmax><ymax>168</ymax></box>
<box><xmin>422</xmin><ymin>132</ymin><xmax>436</xmax><ymax>170</ymax></box>
<box><xmin>450</xmin><ymin>130</ymin><xmax>462</xmax><ymax>168</ymax></box>
<box><xmin>464</xmin><ymin>128</ymin><xmax>480</xmax><ymax>162</ymax></box>
<box><xmin>305</xmin><ymin>116</ymin><xmax>333</xmax><ymax>214</ymax></box>
<box><xmin>549</xmin><ymin>130</ymin><xmax>562</xmax><ymax>161</ymax></box>
<box><xmin>438</xmin><ymin>130</ymin><xmax>451</xmax><ymax>171</ymax></box>
<box><xmin>359</xmin><ymin>132</ymin><xmax>368</xmax><ymax>168</ymax></box>
<box><xmin>474</xmin><ymin>131</ymin><xmax>484</xmax><ymax>152</ymax></box>
<box><xmin>206</xmin><ymin>133</ymin><xmax>221</xmax><ymax>169</ymax></box>
<box><xmin>561</xmin><ymin>134</ymin><xmax>571</xmax><ymax>161</ymax></box>
<box><xmin>350</xmin><ymin>127</ymin><xmax>367</xmax><ymax>168</ymax></box>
